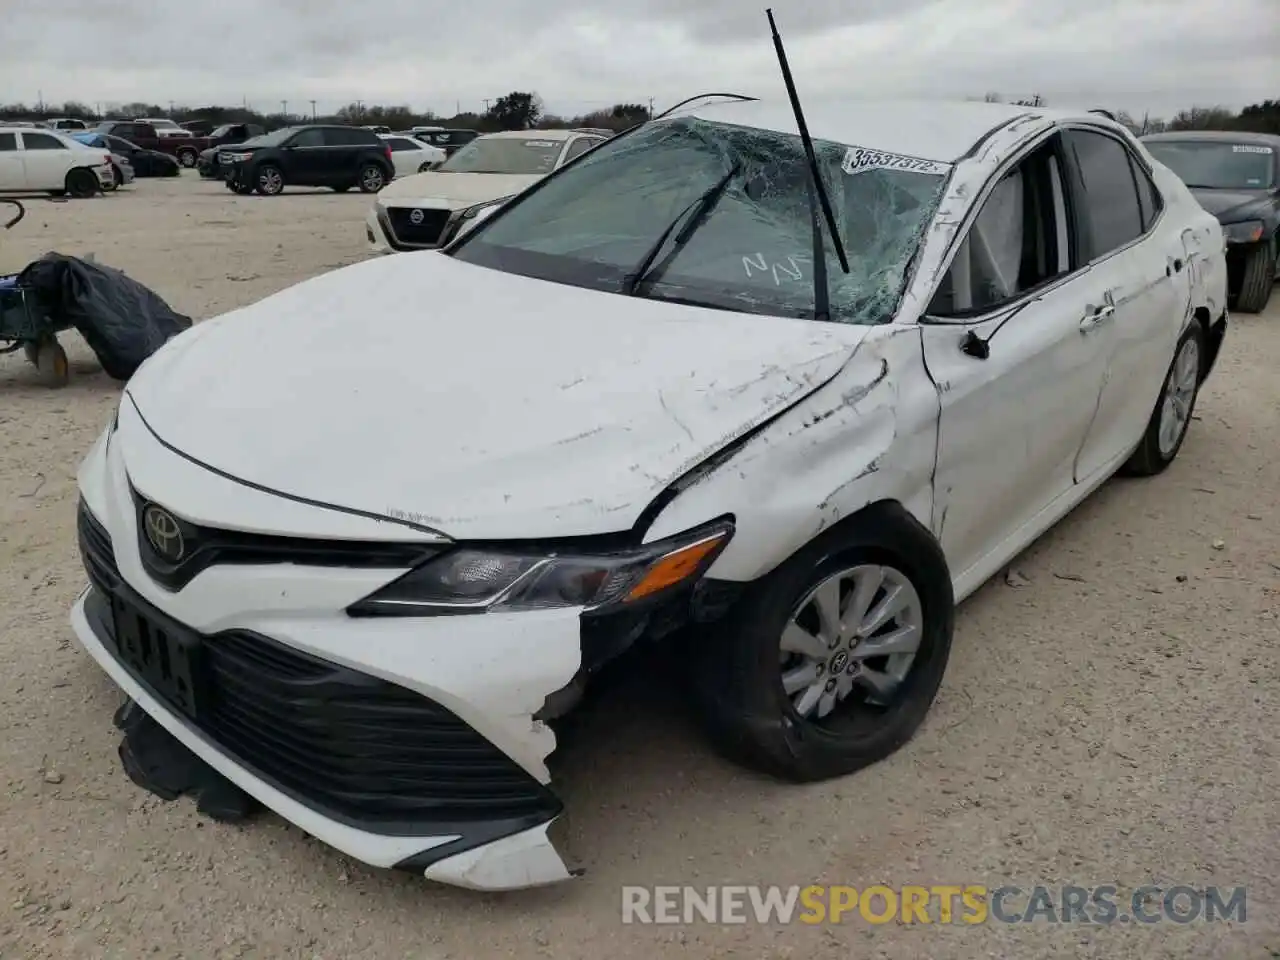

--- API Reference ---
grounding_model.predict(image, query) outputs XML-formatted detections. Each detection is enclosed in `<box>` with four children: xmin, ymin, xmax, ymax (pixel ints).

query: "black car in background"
<box><xmin>72</xmin><ymin>133</ymin><xmax>181</xmax><ymax>178</ymax></box>
<box><xmin>220</xmin><ymin>124</ymin><xmax>394</xmax><ymax>195</ymax></box>
<box><xmin>196</xmin><ymin>122</ymin><xmax>268</xmax><ymax>178</ymax></box>
<box><xmin>1144</xmin><ymin>130</ymin><xmax>1280</xmax><ymax>313</ymax></box>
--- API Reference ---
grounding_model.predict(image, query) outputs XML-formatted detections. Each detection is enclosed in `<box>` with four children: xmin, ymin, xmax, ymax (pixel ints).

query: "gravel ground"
<box><xmin>0</xmin><ymin>176</ymin><xmax>1276</xmax><ymax>960</ymax></box>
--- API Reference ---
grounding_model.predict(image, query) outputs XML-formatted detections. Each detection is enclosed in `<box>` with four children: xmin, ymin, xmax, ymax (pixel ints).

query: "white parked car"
<box><xmin>71</xmin><ymin>98</ymin><xmax>1226</xmax><ymax>892</ymax></box>
<box><xmin>135</xmin><ymin>117</ymin><xmax>192</xmax><ymax>138</ymax></box>
<box><xmin>0</xmin><ymin>127</ymin><xmax>114</xmax><ymax>196</ymax></box>
<box><xmin>366</xmin><ymin>128</ymin><xmax>607</xmax><ymax>252</ymax></box>
<box><xmin>377</xmin><ymin>133</ymin><xmax>446</xmax><ymax>179</ymax></box>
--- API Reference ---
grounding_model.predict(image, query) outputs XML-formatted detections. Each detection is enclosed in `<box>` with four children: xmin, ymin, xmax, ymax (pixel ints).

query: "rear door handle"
<box><xmin>1079</xmin><ymin>304</ymin><xmax>1116</xmax><ymax>332</ymax></box>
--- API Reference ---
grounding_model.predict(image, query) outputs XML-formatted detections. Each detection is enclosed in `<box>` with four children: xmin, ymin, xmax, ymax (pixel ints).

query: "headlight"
<box><xmin>459</xmin><ymin>196</ymin><xmax>512</xmax><ymax>221</ymax></box>
<box><xmin>225</xmin><ymin>152</ymin><xmax>251</xmax><ymax>162</ymax></box>
<box><xmin>346</xmin><ymin>519</ymin><xmax>733</xmax><ymax>616</ymax></box>
<box><xmin>1223</xmin><ymin>220</ymin><xmax>1265</xmax><ymax>244</ymax></box>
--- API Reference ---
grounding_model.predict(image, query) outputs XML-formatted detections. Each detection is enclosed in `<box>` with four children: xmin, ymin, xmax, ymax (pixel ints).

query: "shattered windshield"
<box><xmin>1146</xmin><ymin>140</ymin><xmax>1276</xmax><ymax>190</ymax></box>
<box><xmin>438</xmin><ymin>137</ymin><xmax>562</xmax><ymax>174</ymax></box>
<box><xmin>449</xmin><ymin>117</ymin><xmax>949</xmax><ymax>324</ymax></box>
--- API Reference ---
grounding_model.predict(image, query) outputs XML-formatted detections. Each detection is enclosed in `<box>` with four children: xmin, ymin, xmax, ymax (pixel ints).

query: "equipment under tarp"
<box><xmin>16</xmin><ymin>253</ymin><xmax>192</xmax><ymax>380</ymax></box>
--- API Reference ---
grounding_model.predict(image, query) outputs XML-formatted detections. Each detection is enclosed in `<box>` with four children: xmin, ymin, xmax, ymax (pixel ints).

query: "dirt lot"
<box><xmin>0</xmin><ymin>176</ymin><xmax>1276</xmax><ymax>959</ymax></box>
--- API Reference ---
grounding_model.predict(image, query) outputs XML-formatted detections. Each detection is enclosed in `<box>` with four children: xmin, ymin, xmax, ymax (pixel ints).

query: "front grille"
<box><xmin>127</xmin><ymin>487</ymin><xmax>443</xmax><ymax>592</ymax></box>
<box><xmin>385</xmin><ymin>206</ymin><xmax>452</xmax><ymax>247</ymax></box>
<box><xmin>77</xmin><ymin>503</ymin><xmax>561</xmax><ymax>834</ymax></box>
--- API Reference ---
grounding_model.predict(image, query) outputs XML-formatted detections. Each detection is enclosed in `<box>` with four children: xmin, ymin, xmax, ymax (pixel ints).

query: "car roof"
<box><xmin>1</xmin><ymin>126</ymin><xmax>68</xmax><ymax>135</ymax></box>
<box><xmin>1142</xmin><ymin>130</ymin><xmax>1280</xmax><ymax>147</ymax></box>
<box><xmin>671</xmin><ymin>96</ymin><xmax>1104</xmax><ymax>163</ymax></box>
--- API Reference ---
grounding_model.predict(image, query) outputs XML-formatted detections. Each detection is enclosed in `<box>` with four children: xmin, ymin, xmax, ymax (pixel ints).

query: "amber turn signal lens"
<box><xmin>624</xmin><ymin>533</ymin><xmax>728</xmax><ymax>602</ymax></box>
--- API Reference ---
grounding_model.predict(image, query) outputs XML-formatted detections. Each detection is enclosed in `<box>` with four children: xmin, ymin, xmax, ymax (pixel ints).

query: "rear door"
<box><xmin>0</xmin><ymin>132</ymin><xmax>24</xmax><ymax>189</ymax></box>
<box><xmin>319</xmin><ymin>127</ymin><xmax>368</xmax><ymax>183</ymax></box>
<box><xmin>1061</xmin><ymin>127</ymin><xmax>1183</xmax><ymax>482</ymax></box>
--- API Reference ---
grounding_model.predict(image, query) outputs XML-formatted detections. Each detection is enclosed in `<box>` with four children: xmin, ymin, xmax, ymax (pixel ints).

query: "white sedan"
<box><xmin>0</xmin><ymin>127</ymin><xmax>114</xmax><ymax>196</ymax></box>
<box><xmin>70</xmin><ymin>98</ymin><xmax>1226</xmax><ymax>891</ymax></box>
<box><xmin>377</xmin><ymin>133</ymin><xmax>446</xmax><ymax>179</ymax></box>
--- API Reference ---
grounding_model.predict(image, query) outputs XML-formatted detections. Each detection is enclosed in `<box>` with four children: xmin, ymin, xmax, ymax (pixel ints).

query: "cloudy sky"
<box><xmin>5</xmin><ymin>0</ymin><xmax>1277</xmax><ymax>120</ymax></box>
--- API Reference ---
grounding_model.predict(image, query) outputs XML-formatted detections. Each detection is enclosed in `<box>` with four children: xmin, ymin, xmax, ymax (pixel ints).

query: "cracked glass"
<box><xmin>449</xmin><ymin>117</ymin><xmax>950</xmax><ymax>324</ymax></box>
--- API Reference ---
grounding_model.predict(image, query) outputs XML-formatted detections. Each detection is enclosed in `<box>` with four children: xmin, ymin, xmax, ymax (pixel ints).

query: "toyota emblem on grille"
<box><xmin>409</xmin><ymin>209</ymin><xmax>425</xmax><ymax>225</ymax></box>
<box><xmin>142</xmin><ymin>505</ymin><xmax>185</xmax><ymax>563</ymax></box>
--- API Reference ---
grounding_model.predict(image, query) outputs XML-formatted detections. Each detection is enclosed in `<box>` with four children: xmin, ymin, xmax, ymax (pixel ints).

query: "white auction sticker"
<box><xmin>1232</xmin><ymin>144</ymin><xmax>1273</xmax><ymax>154</ymax></box>
<box><xmin>841</xmin><ymin>146</ymin><xmax>953</xmax><ymax>176</ymax></box>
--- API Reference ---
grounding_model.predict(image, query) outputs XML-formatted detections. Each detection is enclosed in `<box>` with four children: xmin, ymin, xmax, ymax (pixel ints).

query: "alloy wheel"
<box><xmin>1157</xmin><ymin>336</ymin><xmax>1200</xmax><ymax>456</ymax></box>
<box><xmin>779</xmin><ymin>563</ymin><xmax>923</xmax><ymax>719</ymax></box>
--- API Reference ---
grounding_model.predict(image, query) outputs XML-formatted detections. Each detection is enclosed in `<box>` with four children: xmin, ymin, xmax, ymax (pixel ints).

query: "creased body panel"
<box><xmin>126</xmin><ymin>254</ymin><xmax>867</xmax><ymax>540</ymax></box>
<box><xmin>647</xmin><ymin>325</ymin><xmax>938</xmax><ymax>583</ymax></box>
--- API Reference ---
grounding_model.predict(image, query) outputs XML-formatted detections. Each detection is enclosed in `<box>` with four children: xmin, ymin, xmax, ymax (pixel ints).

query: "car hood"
<box><xmin>1190</xmin><ymin>188</ymin><xmax>1272</xmax><ymax>222</ymax></box>
<box><xmin>377</xmin><ymin>171</ymin><xmax>542</xmax><ymax>209</ymax></box>
<box><xmin>125</xmin><ymin>253</ymin><xmax>865</xmax><ymax>540</ymax></box>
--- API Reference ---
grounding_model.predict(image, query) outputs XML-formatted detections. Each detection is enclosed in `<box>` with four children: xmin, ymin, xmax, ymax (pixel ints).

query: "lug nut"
<box><xmin>825</xmin><ymin>679</ymin><xmax>837</xmax><ymax>693</ymax></box>
<box><xmin>815</xmin><ymin>663</ymin><xmax>825</xmax><ymax>676</ymax></box>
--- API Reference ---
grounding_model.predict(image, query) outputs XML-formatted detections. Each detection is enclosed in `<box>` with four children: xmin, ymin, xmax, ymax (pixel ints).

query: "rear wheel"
<box><xmin>254</xmin><ymin>164</ymin><xmax>285</xmax><ymax>196</ymax></box>
<box><xmin>176</xmin><ymin>148</ymin><xmax>198</xmax><ymax>168</ymax></box>
<box><xmin>691</xmin><ymin>507</ymin><xmax>954</xmax><ymax>782</ymax></box>
<box><xmin>1233</xmin><ymin>240</ymin><xmax>1276</xmax><ymax>314</ymax></box>
<box><xmin>358</xmin><ymin>163</ymin><xmax>386</xmax><ymax>193</ymax></box>
<box><xmin>1121</xmin><ymin>321</ymin><xmax>1205</xmax><ymax>476</ymax></box>
<box><xmin>65</xmin><ymin>168</ymin><xmax>98</xmax><ymax>198</ymax></box>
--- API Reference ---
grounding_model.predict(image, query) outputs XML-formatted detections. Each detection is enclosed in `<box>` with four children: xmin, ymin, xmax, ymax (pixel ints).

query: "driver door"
<box><xmin>920</xmin><ymin>132</ymin><xmax>1117</xmax><ymax>587</ymax></box>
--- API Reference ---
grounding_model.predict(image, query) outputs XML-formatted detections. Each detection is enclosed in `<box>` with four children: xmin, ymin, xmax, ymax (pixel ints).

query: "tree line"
<box><xmin>1</xmin><ymin>90</ymin><xmax>1276</xmax><ymax>136</ymax></box>
<box><xmin>0</xmin><ymin>92</ymin><xmax>649</xmax><ymax>133</ymax></box>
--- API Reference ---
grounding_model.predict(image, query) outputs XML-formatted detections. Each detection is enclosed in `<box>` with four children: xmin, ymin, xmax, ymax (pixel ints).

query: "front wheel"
<box><xmin>1120</xmin><ymin>321</ymin><xmax>1205</xmax><ymax>476</ymax></box>
<box><xmin>177</xmin><ymin>149</ymin><xmax>198</xmax><ymax>168</ymax></box>
<box><xmin>254</xmin><ymin>164</ymin><xmax>285</xmax><ymax>196</ymax></box>
<box><xmin>106</xmin><ymin>165</ymin><xmax>121</xmax><ymax>191</ymax></box>
<box><xmin>65</xmin><ymin>168</ymin><xmax>98</xmax><ymax>199</ymax></box>
<box><xmin>691</xmin><ymin>507</ymin><xmax>954</xmax><ymax>782</ymax></box>
<box><xmin>358</xmin><ymin>164</ymin><xmax>387</xmax><ymax>193</ymax></box>
<box><xmin>1233</xmin><ymin>241</ymin><xmax>1276</xmax><ymax>314</ymax></box>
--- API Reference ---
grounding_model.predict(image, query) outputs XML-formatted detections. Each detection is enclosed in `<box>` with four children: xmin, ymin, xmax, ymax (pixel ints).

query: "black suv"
<box><xmin>220</xmin><ymin>125</ymin><xmax>394</xmax><ymax>196</ymax></box>
<box><xmin>197</xmin><ymin>123</ymin><xmax>267</xmax><ymax>178</ymax></box>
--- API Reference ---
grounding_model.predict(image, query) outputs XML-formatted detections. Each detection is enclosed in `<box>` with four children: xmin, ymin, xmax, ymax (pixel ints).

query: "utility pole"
<box><xmin>309</xmin><ymin>99</ymin><xmax>316</xmax><ymax>120</ymax></box>
<box><xmin>354</xmin><ymin>99</ymin><xmax>364</xmax><ymax>120</ymax></box>
<box><xmin>648</xmin><ymin>97</ymin><xmax>655</xmax><ymax>118</ymax></box>
<box><xmin>281</xmin><ymin>100</ymin><xmax>288</xmax><ymax>119</ymax></box>
<box><xmin>483</xmin><ymin>98</ymin><xmax>492</xmax><ymax>112</ymax></box>
<box><xmin>169</xmin><ymin>100</ymin><xmax>175</xmax><ymax>114</ymax></box>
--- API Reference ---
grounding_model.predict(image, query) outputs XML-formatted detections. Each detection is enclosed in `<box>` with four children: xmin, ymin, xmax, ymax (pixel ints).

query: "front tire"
<box><xmin>1233</xmin><ymin>241</ymin><xmax>1276</xmax><ymax>314</ymax></box>
<box><xmin>691</xmin><ymin>505</ymin><xmax>954</xmax><ymax>782</ymax></box>
<box><xmin>176</xmin><ymin>148</ymin><xmax>198</xmax><ymax>168</ymax></box>
<box><xmin>1120</xmin><ymin>321</ymin><xmax>1206</xmax><ymax>477</ymax></box>
<box><xmin>254</xmin><ymin>164</ymin><xmax>285</xmax><ymax>196</ymax></box>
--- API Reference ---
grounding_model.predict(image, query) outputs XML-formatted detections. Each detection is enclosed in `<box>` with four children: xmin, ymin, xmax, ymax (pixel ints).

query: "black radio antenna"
<box><xmin>767</xmin><ymin>9</ymin><xmax>849</xmax><ymax>275</ymax></box>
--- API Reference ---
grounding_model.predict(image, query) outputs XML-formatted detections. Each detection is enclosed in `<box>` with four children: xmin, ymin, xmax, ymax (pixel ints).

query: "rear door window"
<box><xmin>1064</xmin><ymin>129</ymin><xmax>1146</xmax><ymax>259</ymax></box>
<box><xmin>20</xmin><ymin>132</ymin><xmax>68</xmax><ymax>151</ymax></box>
<box><xmin>0</xmin><ymin>133</ymin><xmax>16</xmax><ymax>151</ymax></box>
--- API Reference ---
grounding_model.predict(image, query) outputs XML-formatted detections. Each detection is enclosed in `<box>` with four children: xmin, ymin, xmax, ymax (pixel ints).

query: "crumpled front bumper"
<box><xmin>68</xmin><ymin>417</ymin><xmax>585</xmax><ymax>890</ymax></box>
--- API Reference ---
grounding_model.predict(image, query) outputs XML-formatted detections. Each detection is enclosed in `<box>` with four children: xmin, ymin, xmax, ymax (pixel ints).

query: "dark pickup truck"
<box><xmin>94</xmin><ymin>121</ymin><xmax>210</xmax><ymax>168</ymax></box>
<box><xmin>196</xmin><ymin>123</ymin><xmax>267</xmax><ymax>178</ymax></box>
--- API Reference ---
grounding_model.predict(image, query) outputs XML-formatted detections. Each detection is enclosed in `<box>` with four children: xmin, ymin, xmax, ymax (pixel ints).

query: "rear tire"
<box><xmin>177</xmin><ymin>148</ymin><xmax>198</xmax><ymax>168</ymax></box>
<box><xmin>1120</xmin><ymin>321</ymin><xmax>1206</xmax><ymax>477</ymax></box>
<box><xmin>1233</xmin><ymin>241</ymin><xmax>1276</xmax><ymax>314</ymax></box>
<box><xmin>358</xmin><ymin>163</ymin><xmax>387</xmax><ymax>193</ymax></box>
<box><xmin>65</xmin><ymin>168</ymin><xmax>98</xmax><ymax>199</ymax></box>
<box><xmin>691</xmin><ymin>504</ymin><xmax>954</xmax><ymax>782</ymax></box>
<box><xmin>109</xmin><ymin>164</ymin><xmax>123</xmax><ymax>190</ymax></box>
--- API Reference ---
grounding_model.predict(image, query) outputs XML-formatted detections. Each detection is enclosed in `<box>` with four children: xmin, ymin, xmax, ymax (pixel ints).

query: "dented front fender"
<box><xmin>644</xmin><ymin>324</ymin><xmax>941</xmax><ymax>583</ymax></box>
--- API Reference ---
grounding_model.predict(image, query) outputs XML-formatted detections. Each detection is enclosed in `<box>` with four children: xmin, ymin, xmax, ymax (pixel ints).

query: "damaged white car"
<box><xmin>70</xmin><ymin>96</ymin><xmax>1227</xmax><ymax>891</ymax></box>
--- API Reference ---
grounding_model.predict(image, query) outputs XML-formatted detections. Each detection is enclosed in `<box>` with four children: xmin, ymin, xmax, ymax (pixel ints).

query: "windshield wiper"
<box><xmin>622</xmin><ymin>160</ymin><xmax>741</xmax><ymax>296</ymax></box>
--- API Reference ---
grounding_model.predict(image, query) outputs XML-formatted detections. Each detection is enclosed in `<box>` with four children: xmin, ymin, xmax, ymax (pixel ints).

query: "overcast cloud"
<box><xmin>5</xmin><ymin>0</ymin><xmax>1277</xmax><ymax>120</ymax></box>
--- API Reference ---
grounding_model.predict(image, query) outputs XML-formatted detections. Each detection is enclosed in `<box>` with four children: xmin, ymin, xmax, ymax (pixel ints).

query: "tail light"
<box><xmin>103</xmin><ymin>154</ymin><xmax>112</xmax><ymax>164</ymax></box>
<box><xmin>385</xmin><ymin>144</ymin><xmax>393</xmax><ymax>163</ymax></box>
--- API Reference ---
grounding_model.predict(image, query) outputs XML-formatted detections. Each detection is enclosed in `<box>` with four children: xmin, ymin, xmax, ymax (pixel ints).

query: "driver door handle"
<box><xmin>1079</xmin><ymin>304</ymin><xmax>1116</xmax><ymax>332</ymax></box>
